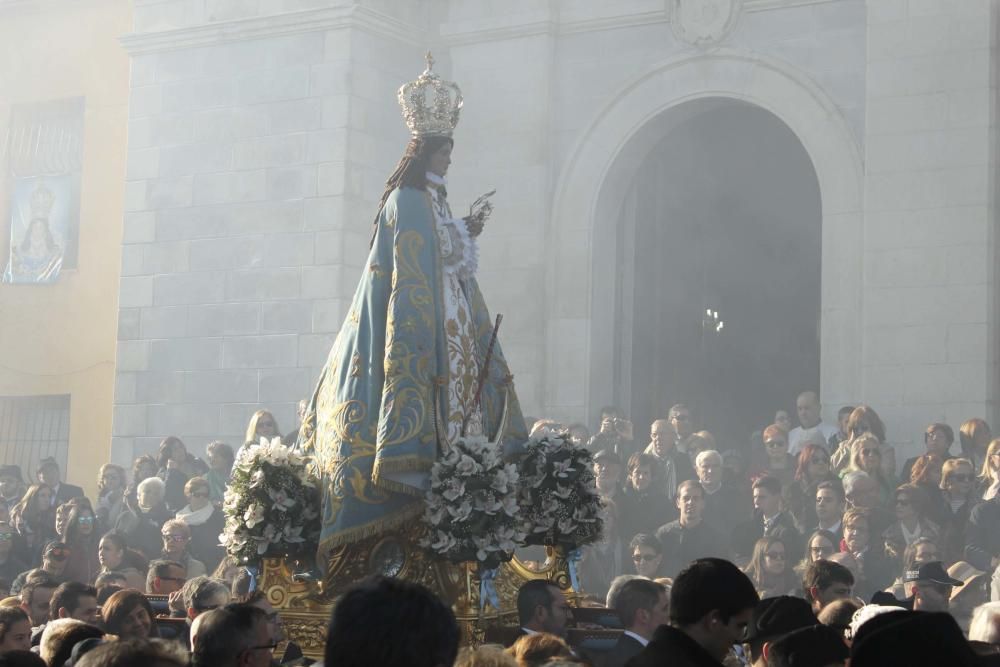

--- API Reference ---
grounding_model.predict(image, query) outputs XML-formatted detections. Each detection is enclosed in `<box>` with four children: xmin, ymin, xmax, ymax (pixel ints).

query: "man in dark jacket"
<box><xmin>734</xmin><ymin>476</ymin><xmax>802</xmax><ymax>563</ymax></box>
<box><xmin>627</xmin><ymin>558</ymin><xmax>759</xmax><ymax>667</ymax></box>
<box><xmin>965</xmin><ymin>495</ymin><xmax>1000</xmax><ymax>573</ymax></box>
<box><xmin>656</xmin><ymin>480</ymin><xmax>730</xmax><ymax>578</ymax></box>
<box><xmin>604</xmin><ymin>579</ymin><xmax>668</xmax><ymax>667</ymax></box>
<box><xmin>37</xmin><ymin>458</ymin><xmax>85</xmax><ymax>507</ymax></box>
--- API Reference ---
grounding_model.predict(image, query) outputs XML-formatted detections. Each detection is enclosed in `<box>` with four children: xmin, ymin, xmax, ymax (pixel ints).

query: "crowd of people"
<box><xmin>3</xmin><ymin>393</ymin><xmax>1000</xmax><ymax>666</ymax></box>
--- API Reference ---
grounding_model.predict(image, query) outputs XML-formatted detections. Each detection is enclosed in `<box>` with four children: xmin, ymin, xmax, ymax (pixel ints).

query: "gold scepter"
<box><xmin>462</xmin><ymin>314</ymin><xmax>503</xmax><ymax>436</ymax></box>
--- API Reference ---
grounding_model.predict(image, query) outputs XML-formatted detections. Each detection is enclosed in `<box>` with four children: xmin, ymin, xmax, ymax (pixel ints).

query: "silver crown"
<box><xmin>397</xmin><ymin>52</ymin><xmax>463</xmax><ymax>137</ymax></box>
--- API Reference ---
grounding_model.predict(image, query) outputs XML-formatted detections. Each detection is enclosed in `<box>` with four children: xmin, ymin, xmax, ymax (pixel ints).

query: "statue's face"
<box><xmin>428</xmin><ymin>142</ymin><xmax>452</xmax><ymax>177</ymax></box>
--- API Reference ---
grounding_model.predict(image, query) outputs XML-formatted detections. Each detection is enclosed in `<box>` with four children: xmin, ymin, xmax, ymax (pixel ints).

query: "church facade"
<box><xmin>108</xmin><ymin>0</ymin><xmax>997</xmax><ymax>462</ymax></box>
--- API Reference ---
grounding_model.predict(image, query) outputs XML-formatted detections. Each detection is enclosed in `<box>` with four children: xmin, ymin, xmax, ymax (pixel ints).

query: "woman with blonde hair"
<box><xmin>245</xmin><ymin>409</ymin><xmax>281</xmax><ymax>445</ymax></box>
<box><xmin>842</xmin><ymin>433</ymin><xmax>896</xmax><ymax>504</ymax></box>
<box><xmin>960</xmin><ymin>418</ymin><xmax>992</xmax><ymax>472</ymax></box>
<box><xmin>979</xmin><ymin>438</ymin><xmax>1000</xmax><ymax>500</ymax></box>
<box><xmin>831</xmin><ymin>405</ymin><xmax>893</xmax><ymax>476</ymax></box>
<box><xmin>939</xmin><ymin>457</ymin><xmax>977</xmax><ymax>563</ymax></box>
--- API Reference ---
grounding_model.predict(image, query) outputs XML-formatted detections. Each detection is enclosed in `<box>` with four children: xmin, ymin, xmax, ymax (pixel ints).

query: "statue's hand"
<box><xmin>464</xmin><ymin>215</ymin><xmax>484</xmax><ymax>238</ymax></box>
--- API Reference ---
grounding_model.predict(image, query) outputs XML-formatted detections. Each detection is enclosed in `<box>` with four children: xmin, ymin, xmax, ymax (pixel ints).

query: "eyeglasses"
<box><xmin>633</xmin><ymin>554</ymin><xmax>658</xmax><ymax>562</ymax></box>
<box><xmin>810</xmin><ymin>546</ymin><xmax>833</xmax><ymax>555</ymax></box>
<box><xmin>895</xmin><ymin>498</ymin><xmax>911</xmax><ymax>506</ymax></box>
<box><xmin>950</xmin><ymin>474</ymin><xmax>973</xmax><ymax>483</ymax></box>
<box><xmin>765</xmin><ymin>441</ymin><xmax>786</xmax><ymax>449</ymax></box>
<box><xmin>861</xmin><ymin>448</ymin><xmax>879</xmax><ymax>456</ymax></box>
<box><xmin>78</xmin><ymin>516</ymin><xmax>95</xmax><ymax>524</ymax></box>
<box><xmin>46</xmin><ymin>548</ymin><xmax>70</xmax><ymax>560</ymax></box>
<box><xmin>258</xmin><ymin>420</ymin><xmax>275</xmax><ymax>428</ymax></box>
<box><xmin>157</xmin><ymin>576</ymin><xmax>185</xmax><ymax>583</ymax></box>
<box><xmin>189</xmin><ymin>492</ymin><xmax>209</xmax><ymax>499</ymax></box>
<box><xmin>244</xmin><ymin>643</ymin><xmax>279</xmax><ymax>653</ymax></box>
<box><xmin>765</xmin><ymin>551</ymin><xmax>786</xmax><ymax>560</ymax></box>
<box><xmin>162</xmin><ymin>534</ymin><xmax>189</xmax><ymax>542</ymax></box>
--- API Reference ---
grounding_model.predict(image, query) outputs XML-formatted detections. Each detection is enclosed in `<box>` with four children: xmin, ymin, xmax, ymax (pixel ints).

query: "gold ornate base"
<box><xmin>259</xmin><ymin>527</ymin><xmax>578</xmax><ymax>658</ymax></box>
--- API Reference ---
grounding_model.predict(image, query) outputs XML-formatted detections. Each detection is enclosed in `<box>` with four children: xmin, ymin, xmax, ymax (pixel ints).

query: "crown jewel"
<box><xmin>397</xmin><ymin>52</ymin><xmax>463</xmax><ymax>137</ymax></box>
<box><xmin>30</xmin><ymin>182</ymin><xmax>55</xmax><ymax>220</ymax></box>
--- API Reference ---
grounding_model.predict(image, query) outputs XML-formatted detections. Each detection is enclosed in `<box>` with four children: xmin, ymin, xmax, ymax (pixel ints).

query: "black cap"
<box><xmin>593</xmin><ymin>449</ymin><xmax>621</xmax><ymax>465</ymax></box>
<box><xmin>768</xmin><ymin>624</ymin><xmax>849</xmax><ymax>667</ymax></box>
<box><xmin>903</xmin><ymin>560</ymin><xmax>964</xmax><ymax>586</ymax></box>
<box><xmin>851</xmin><ymin>611</ymin><xmax>979</xmax><ymax>667</ymax></box>
<box><xmin>745</xmin><ymin>596</ymin><xmax>817</xmax><ymax>643</ymax></box>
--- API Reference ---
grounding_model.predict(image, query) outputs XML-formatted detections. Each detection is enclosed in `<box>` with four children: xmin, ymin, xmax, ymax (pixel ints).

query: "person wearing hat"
<box><xmin>35</xmin><ymin>458</ymin><xmax>84</xmax><ymax>508</ymax></box>
<box><xmin>903</xmin><ymin>560</ymin><xmax>964</xmax><ymax>612</ymax></box>
<box><xmin>9</xmin><ymin>542</ymin><xmax>70</xmax><ymax>595</ymax></box>
<box><xmin>767</xmin><ymin>624</ymin><xmax>849</xmax><ymax>667</ymax></box>
<box><xmin>593</xmin><ymin>448</ymin><xmax>624</xmax><ymax>502</ymax></box>
<box><xmin>743</xmin><ymin>596</ymin><xmax>818</xmax><ymax>667</ymax></box>
<box><xmin>948</xmin><ymin>561</ymin><xmax>990</xmax><ymax>634</ymax></box>
<box><xmin>850</xmin><ymin>610</ymin><xmax>982</xmax><ymax>667</ymax></box>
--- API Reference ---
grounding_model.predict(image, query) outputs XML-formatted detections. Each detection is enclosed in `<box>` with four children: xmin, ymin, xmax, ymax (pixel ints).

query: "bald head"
<box><xmin>797</xmin><ymin>391</ymin><xmax>821</xmax><ymax>429</ymax></box>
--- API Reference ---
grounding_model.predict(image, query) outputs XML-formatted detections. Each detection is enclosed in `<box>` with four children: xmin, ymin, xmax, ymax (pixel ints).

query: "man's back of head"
<box><xmin>191</xmin><ymin>603</ymin><xmax>269</xmax><ymax>667</ymax></box>
<box><xmin>324</xmin><ymin>576</ymin><xmax>459</xmax><ymax>667</ymax></box>
<box><xmin>615</xmin><ymin>578</ymin><xmax>667</xmax><ymax>638</ymax></box>
<box><xmin>75</xmin><ymin>638</ymin><xmax>188</xmax><ymax>667</ymax></box>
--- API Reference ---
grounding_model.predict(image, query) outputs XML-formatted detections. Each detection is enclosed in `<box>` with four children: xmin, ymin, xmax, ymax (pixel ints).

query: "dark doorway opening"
<box><xmin>620</xmin><ymin>102</ymin><xmax>822</xmax><ymax>451</ymax></box>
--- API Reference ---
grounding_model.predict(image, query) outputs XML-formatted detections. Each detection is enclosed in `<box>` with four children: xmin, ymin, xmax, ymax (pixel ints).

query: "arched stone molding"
<box><xmin>544</xmin><ymin>49</ymin><xmax>863</xmax><ymax>422</ymax></box>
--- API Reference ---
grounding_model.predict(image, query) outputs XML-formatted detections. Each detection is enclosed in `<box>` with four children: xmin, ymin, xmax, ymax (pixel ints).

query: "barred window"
<box><xmin>0</xmin><ymin>394</ymin><xmax>71</xmax><ymax>481</ymax></box>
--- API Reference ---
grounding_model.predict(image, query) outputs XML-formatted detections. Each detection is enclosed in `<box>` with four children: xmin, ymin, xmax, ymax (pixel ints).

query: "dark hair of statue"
<box><xmin>370</xmin><ymin>135</ymin><xmax>455</xmax><ymax>247</ymax></box>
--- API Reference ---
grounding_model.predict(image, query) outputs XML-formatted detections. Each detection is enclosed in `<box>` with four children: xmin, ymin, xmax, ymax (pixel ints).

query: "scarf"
<box><xmin>175</xmin><ymin>503</ymin><xmax>214</xmax><ymax>527</ymax></box>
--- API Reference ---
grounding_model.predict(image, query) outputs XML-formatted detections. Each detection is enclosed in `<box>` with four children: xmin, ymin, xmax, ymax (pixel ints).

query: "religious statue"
<box><xmin>4</xmin><ymin>181</ymin><xmax>64</xmax><ymax>284</ymax></box>
<box><xmin>300</xmin><ymin>54</ymin><xmax>528</xmax><ymax>563</ymax></box>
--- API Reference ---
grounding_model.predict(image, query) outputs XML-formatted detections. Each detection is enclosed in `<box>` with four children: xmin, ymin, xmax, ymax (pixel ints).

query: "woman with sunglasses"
<box><xmin>159</xmin><ymin>518</ymin><xmax>206</xmax><ymax>578</ymax></box>
<box><xmin>842</xmin><ymin>433</ymin><xmax>896</xmax><ymax>505</ymax></box>
<box><xmin>751</xmin><ymin>424</ymin><xmax>797</xmax><ymax>487</ymax></box>
<box><xmin>175</xmin><ymin>477</ymin><xmax>225</xmax><ymax>573</ymax></box>
<box><xmin>939</xmin><ymin>458</ymin><xmax>978</xmax><ymax>563</ymax></box>
<box><xmin>881</xmin><ymin>483</ymin><xmax>940</xmax><ymax>565</ymax></box>
<box><xmin>743</xmin><ymin>536</ymin><xmax>799</xmax><ymax>598</ymax></box>
<box><xmin>62</xmin><ymin>504</ymin><xmax>101</xmax><ymax>584</ymax></box>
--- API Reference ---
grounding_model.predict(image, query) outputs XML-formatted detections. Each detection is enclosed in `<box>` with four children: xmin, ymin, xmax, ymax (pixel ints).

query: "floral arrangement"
<box><xmin>221</xmin><ymin>438</ymin><xmax>321</xmax><ymax>562</ymax></box>
<box><xmin>420</xmin><ymin>436</ymin><xmax>528</xmax><ymax>569</ymax></box>
<box><xmin>518</xmin><ymin>429</ymin><xmax>604</xmax><ymax>549</ymax></box>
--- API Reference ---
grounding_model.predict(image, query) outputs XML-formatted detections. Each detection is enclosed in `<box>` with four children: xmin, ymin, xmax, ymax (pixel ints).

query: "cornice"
<box><xmin>119</xmin><ymin>4</ymin><xmax>426</xmax><ymax>55</ymax></box>
<box><xmin>440</xmin><ymin>0</ymin><xmax>840</xmax><ymax>46</ymax></box>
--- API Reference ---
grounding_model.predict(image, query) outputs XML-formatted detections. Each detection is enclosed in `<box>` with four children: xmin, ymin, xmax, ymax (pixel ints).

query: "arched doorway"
<box><xmin>543</xmin><ymin>51</ymin><xmax>864</xmax><ymax>441</ymax></box>
<box><xmin>614</xmin><ymin>99</ymin><xmax>821</xmax><ymax>446</ymax></box>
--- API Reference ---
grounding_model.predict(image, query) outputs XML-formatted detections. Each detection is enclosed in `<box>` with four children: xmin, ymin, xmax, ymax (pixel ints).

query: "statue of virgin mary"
<box><xmin>300</xmin><ymin>55</ymin><xmax>527</xmax><ymax>559</ymax></box>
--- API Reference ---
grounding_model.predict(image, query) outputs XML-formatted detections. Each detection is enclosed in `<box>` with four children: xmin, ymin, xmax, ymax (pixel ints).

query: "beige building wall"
<box><xmin>0</xmin><ymin>0</ymin><xmax>131</xmax><ymax>497</ymax></box>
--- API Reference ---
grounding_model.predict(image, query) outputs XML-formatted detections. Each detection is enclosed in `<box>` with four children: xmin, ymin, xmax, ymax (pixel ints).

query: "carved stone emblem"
<box><xmin>670</xmin><ymin>0</ymin><xmax>743</xmax><ymax>48</ymax></box>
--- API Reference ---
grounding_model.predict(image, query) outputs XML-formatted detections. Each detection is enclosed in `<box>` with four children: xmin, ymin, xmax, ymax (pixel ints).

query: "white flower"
<box><xmin>455</xmin><ymin>454</ymin><xmax>480</xmax><ymax>476</ymax></box>
<box><xmin>430</xmin><ymin>530</ymin><xmax>457</xmax><ymax>553</ymax></box>
<box><xmin>557</xmin><ymin>517</ymin><xmax>577</xmax><ymax>534</ymax></box>
<box><xmin>447</xmin><ymin>499</ymin><xmax>474</xmax><ymax>522</ymax></box>
<box><xmin>282</xmin><ymin>524</ymin><xmax>305</xmax><ymax>543</ymax></box>
<box><xmin>490</xmin><ymin>469</ymin><xmax>510</xmax><ymax>493</ymax></box>
<box><xmin>249</xmin><ymin>470</ymin><xmax>266</xmax><ymax>488</ymax></box>
<box><xmin>552</xmin><ymin>459</ymin><xmax>575</xmax><ymax>478</ymax></box>
<box><xmin>502</xmin><ymin>494</ymin><xmax>520</xmax><ymax>517</ymax></box>
<box><xmin>243</xmin><ymin>504</ymin><xmax>265</xmax><ymax>529</ymax></box>
<box><xmin>268</xmin><ymin>488</ymin><xmax>296</xmax><ymax>512</ymax></box>
<box><xmin>442</xmin><ymin>478</ymin><xmax>465</xmax><ymax>502</ymax></box>
<box><xmin>553</xmin><ymin>484</ymin><xmax>573</xmax><ymax>499</ymax></box>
